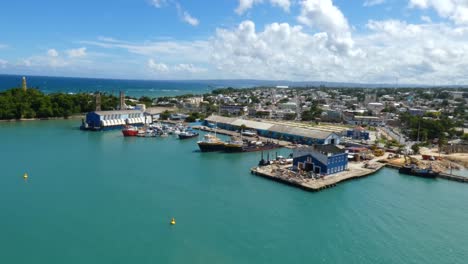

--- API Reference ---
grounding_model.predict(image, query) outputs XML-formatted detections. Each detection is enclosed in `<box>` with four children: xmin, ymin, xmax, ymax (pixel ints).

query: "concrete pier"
<box><xmin>251</xmin><ymin>162</ymin><xmax>385</xmax><ymax>192</ymax></box>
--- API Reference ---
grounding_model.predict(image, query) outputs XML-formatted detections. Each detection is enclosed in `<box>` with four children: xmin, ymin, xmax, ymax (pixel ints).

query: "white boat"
<box><xmin>241</xmin><ymin>130</ymin><xmax>257</xmax><ymax>137</ymax></box>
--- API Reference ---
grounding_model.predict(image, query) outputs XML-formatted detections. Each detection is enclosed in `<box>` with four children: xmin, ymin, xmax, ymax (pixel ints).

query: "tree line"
<box><xmin>0</xmin><ymin>88</ymin><xmax>118</xmax><ymax>120</ymax></box>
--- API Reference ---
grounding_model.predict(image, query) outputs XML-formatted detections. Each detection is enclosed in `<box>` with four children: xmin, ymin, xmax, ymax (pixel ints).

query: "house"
<box><xmin>346</xmin><ymin>126</ymin><xmax>370</xmax><ymax>140</ymax></box>
<box><xmin>220</xmin><ymin>105</ymin><xmax>248</xmax><ymax>116</ymax></box>
<box><xmin>293</xmin><ymin>145</ymin><xmax>348</xmax><ymax>175</ymax></box>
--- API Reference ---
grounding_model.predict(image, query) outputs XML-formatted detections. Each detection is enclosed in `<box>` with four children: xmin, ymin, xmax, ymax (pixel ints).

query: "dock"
<box><xmin>383</xmin><ymin>163</ymin><xmax>468</xmax><ymax>183</ymax></box>
<box><xmin>250</xmin><ymin>162</ymin><xmax>385</xmax><ymax>192</ymax></box>
<box><xmin>192</xmin><ymin>125</ymin><xmax>294</xmax><ymax>148</ymax></box>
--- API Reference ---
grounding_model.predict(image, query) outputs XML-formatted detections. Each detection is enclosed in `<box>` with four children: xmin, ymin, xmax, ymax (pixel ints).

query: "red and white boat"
<box><xmin>122</xmin><ymin>125</ymin><xmax>139</xmax><ymax>137</ymax></box>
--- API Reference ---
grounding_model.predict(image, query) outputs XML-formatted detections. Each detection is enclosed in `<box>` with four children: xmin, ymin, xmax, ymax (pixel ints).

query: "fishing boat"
<box><xmin>122</xmin><ymin>125</ymin><xmax>139</xmax><ymax>137</ymax></box>
<box><xmin>178</xmin><ymin>130</ymin><xmax>199</xmax><ymax>139</ymax></box>
<box><xmin>197</xmin><ymin>134</ymin><xmax>225</xmax><ymax>152</ymax></box>
<box><xmin>398</xmin><ymin>164</ymin><xmax>439</xmax><ymax>178</ymax></box>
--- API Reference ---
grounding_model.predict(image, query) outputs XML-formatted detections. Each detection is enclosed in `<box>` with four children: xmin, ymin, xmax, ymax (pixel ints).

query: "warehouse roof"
<box><xmin>93</xmin><ymin>110</ymin><xmax>143</xmax><ymax>115</ymax></box>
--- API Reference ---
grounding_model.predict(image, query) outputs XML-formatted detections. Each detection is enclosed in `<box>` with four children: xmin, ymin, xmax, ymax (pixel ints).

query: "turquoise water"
<box><xmin>1</xmin><ymin>120</ymin><xmax>467</xmax><ymax>264</ymax></box>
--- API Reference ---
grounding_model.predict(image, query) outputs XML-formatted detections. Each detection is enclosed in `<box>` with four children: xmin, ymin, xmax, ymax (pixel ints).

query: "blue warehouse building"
<box><xmin>293</xmin><ymin>145</ymin><xmax>348</xmax><ymax>175</ymax></box>
<box><xmin>82</xmin><ymin>110</ymin><xmax>146</xmax><ymax>130</ymax></box>
<box><xmin>204</xmin><ymin>115</ymin><xmax>341</xmax><ymax>145</ymax></box>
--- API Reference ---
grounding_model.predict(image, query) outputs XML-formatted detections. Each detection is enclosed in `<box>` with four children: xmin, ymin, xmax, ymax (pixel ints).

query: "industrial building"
<box><xmin>346</xmin><ymin>126</ymin><xmax>370</xmax><ymax>140</ymax></box>
<box><xmin>293</xmin><ymin>145</ymin><xmax>348</xmax><ymax>175</ymax></box>
<box><xmin>204</xmin><ymin>115</ymin><xmax>341</xmax><ymax>145</ymax></box>
<box><xmin>82</xmin><ymin>110</ymin><xmax>147</xmax><ymax>130</ymax></box>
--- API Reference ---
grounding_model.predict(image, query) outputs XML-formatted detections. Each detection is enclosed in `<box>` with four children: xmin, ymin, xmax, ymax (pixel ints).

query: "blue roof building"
<box><xmin>293</xmin><ymin>145</ymin><xmax>348</xmax><ymax>175</ymax></box>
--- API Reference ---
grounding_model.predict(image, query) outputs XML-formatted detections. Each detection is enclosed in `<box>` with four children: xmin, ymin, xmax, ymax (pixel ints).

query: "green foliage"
<box><xmin>301</xmin><ymin>101</ymin><xmax>322</xmax><ymax>121</ymax></box>
<box><xmin>159</xmin><ymin>110</ymin><xmax>171</xmax><ymax>120</ymax></box>
<box><xmin>185</xmin><ymin>112</ymin><xmax>204</xmax><ymax>122</ymax></box>
<box><xmin>138</xmin><ymin>96</ymin><xmax>153</xmax><ymax>107</ymax></box>
<box><xmin>211</xmin><ymin>87</ymin><xmax>238</xmax><ymax>95</ymax></box>
<box><xmin>411</xmin><ymin>144</ymin><xmax>421</xmax><ymax>154</ymax></box>
<box><xmin>283</xmin><ymin>113</ymin><xmax>297</xmax><ymax>120</ymax></box>
<box><xmin>0</xmin><ymin>88</ymin><xmax>115</xmax><ymax>119</ymax></box>
<box><xmin>399</xmin><ymin>113</ymin><xmax>457</xmax><ymax>141</ymax></box>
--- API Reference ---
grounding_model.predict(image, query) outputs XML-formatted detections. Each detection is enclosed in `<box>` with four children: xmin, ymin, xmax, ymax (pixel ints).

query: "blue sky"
<box><xmin>1</xmin><ymin>0</ymin><xmax>468</xmax><ymax>84</ymax></box>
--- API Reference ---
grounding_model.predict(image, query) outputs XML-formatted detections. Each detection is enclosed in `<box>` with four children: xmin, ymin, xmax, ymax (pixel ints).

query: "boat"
<box><xmin>241</xmin><ymin>130</ymin><xmax>257</xmax><ymax>137</ymax></box>
<box><xmin>122</xmin><ymin>125</ymin><xmax>139</xmax><ymax>137</ymax></box>
<box><xmin>197</xmin><ymin>134</ymin><xmax>225</xmax><ymax>152</ymax></box>
<box><xmin>170</xmin><ymin>218</ymin><xmax>176</xmax><ymax>225</ymax></box>
<box><xmin>398</xmin><ymin>164</ymin><xmax>439</xmax><ymax>178</ymax></box>
<box><xmin>223</xmin><ymin>137</ymin><xmax>244</xmax><ymax>152</ymax></box>
<box><xmin>241</xmin><ymin>140</ymin><xmax>280</xmax><ymax>153</ymax></box>
<box><xmin>178</xmin><ymin>130</ymin><xmax>199</xmax><ymax>139</ymax></box>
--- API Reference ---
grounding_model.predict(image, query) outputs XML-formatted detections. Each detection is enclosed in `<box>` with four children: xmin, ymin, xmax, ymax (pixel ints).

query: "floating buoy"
<box><xmin>23</xmin><ymin>173</ymin><xmax>28</xmax><ymax>179</ymax></box>
<box><xmin>170</xmin><ymin>217</ymin><xmax>176</xmax><ymax>225</ymax></box>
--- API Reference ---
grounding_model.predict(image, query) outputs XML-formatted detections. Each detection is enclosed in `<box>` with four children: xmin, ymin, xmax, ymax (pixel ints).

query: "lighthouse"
<box><xmin>22</xmin><ymin>76</ymin><xmax>27</xmax><ymax>91</ymax></box>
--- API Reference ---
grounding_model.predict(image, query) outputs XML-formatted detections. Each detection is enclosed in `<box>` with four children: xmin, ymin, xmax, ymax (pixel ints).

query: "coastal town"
<box><xmin>2</xmin><ymin>78</ymin><xmax>468</xmax><ymax>190</ymax></box>
<box><xmin>73</xmin><ymin>83</ymin><xmax>468</xmax><ymax>190</ymax></box>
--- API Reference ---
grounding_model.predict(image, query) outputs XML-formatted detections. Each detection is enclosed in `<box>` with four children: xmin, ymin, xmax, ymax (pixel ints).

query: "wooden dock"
<box><xmin>250</xmin><ymin>162</ymin><xmax>384</xmax><ymax>192</ymax></box>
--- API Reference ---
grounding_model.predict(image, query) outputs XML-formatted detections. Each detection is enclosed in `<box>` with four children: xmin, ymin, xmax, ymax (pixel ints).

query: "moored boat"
<box><xmin>197</xmin><ymin>134</ymin><xmax>225</xmax><ymax>152</ymax></box>
<box><xmin>241</xmin><ymin>130</ymin><xmax>257</xmax><ymax>137</ymax></box>
<box><xmin>223</xmin><ymin>137</ymin><xmax>244</xmax><ymax>152</ymax></box>
<box><xmin>398</xmin><ymin>164</ymin><xmax>439</xmax><ymax>178</ymax></box>
<box><xmin>122</xmin><ymin>125</ymin><xmax>139</xmax><ymax>137</ymax></box>
<box><xmin>178</xmin><ymin>131</ymin><xmax>199</xmax><ymax>139</ymax></box>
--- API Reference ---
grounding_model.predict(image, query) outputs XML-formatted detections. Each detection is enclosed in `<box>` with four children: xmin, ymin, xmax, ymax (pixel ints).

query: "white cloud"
<box><xmin>0</xmin><ymin>59</ymin><xmax>7</xmax><ymax>68</ymax></box>
<box><xmin>421</xmin><ymin>15</ymin><xmax>432</xmax><ymax>23</ymax></box>
<box><xmin>236</xmin><ymin>0</ymin><xmax>263</xmax><ymax>14</ymax></box>
<box><xmin>409</xmin><ymin>0</ymin><xmax>468</xmax><ymax>25</ymax></box>
<box><xmin>148</xmin><ymin>59</ymin><xmax>169</xmax><ymax>72</ymax></box>
<box><xmin>74</xmin><ymin>14</ymin><xmax>468</xmax><ymax>83</ymax></box>
<box><xmin>235</xmin><ymin>0</ymin><xmax>291</xmax><ymax>14</ymax></box>
<box><xmin>297</xmin><ymin>0</ymin><xmax>356</xmax><ymax>55</ymax></box>
<box><xmin>181</xmin><ymin>12</ymin><xmax>199</xmax><ymax>26</ymax></box>
<box><xmin>47</xmin><ymin>49</ymin><xmax>59</xmax><ymax>57</ymax></box>
<box><xmin>364</xmin><ymin>0</ymin><xmax>385</xmax><ymax>7</ymax></box>
<box><xmin>175</xmin><ymin>3</ymin><xmax>199</xmax><ymax>26</ymax></box>
<box><xmin>147</xmin><ymin>59</ymin><xmax>206</xmax><ymax>75</ymax></box>
<box><xmin>0</xmin><ymin>43</ymin><xmax>7</xmax><ymax>49</ymax></box>
<box><xmin>66</xmin><ymin>47</ymin><xmax>87</xmax><ymax>58</ymax></box>
<box><xmin>270</xmin><ymin>0</ymin><xmax>291</xmax><ymax>11</ymax></box>
<box><xmin>150</xmin><ymin>0</ymin><xmax>166</xmax><ymax>8</ymax></box>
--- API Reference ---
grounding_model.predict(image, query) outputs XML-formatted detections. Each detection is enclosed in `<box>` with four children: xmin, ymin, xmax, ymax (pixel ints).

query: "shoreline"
<box><xmin>0</xmin><ymin>115</ymin><xmax>85</xmax><ymax>123</ymax></box>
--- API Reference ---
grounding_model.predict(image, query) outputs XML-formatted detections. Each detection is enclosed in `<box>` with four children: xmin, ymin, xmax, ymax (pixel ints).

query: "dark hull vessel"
<box><xmin>178</xmin><ymin>132</ymin><xmax>199</xmax><ymax>139</ymax></box>
<box><xmin>241</xmin><ymin>142</ymin><xmax>280</xmax><ymax>153</ymax></box>
<box><xmin>399</xmin><ymin>165</ymin><xmax>439</xmax><ymax>178</ymax></box>
<box><xmin>197</xmin><ymin>142</ymin><xmax>226</xmax><ymax>152</ymax></box>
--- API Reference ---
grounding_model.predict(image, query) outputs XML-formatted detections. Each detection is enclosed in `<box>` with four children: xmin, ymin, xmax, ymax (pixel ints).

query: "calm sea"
<box><xmin>0</xmin><ymin>120</ymin><xmax>467</xmax><ymax>264</ymax></box>
<box><xmin>0</xmin><ymin>75</ymin><xmax>218</xmax><ymax>98</ymax></box>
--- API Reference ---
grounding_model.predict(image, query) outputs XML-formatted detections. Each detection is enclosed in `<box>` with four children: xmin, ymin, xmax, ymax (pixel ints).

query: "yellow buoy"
<box><xmin>23</xmin><ymin>173</ymin><xmax>28</xmax><ymax>179</ymax></box>
<box><xmin>170</xmin><ymin>218</ymin><xmax>176</xmax><ymax>225</ymax></box>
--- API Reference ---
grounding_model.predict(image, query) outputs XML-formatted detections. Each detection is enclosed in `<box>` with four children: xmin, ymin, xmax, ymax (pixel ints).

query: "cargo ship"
<box><xmin>197</xmin><ymin>134</ymin><xmax>225</xmax><ymax>152</ymax></box>
<box><xmin>398</xmin><ymin>164</ymin><xmax>439</xmax><ymax>178</ymax></box>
